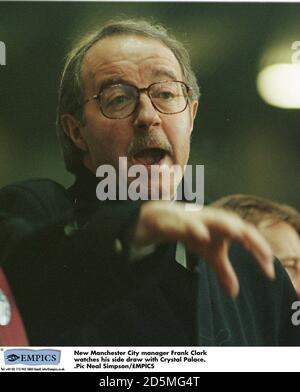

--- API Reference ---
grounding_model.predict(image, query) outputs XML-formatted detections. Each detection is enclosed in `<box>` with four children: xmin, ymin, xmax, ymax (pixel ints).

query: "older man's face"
<box><xmin>64</xmin><ymin>34</ymin><xmax>198</xmax><ymax>197</ymax></box>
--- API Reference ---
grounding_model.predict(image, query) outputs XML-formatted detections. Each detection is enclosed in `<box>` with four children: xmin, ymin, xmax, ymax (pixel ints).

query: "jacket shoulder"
<box><xmin>0</xmin><ymin>178</ymin><xmax>73</xmax><ymax>219</ymax></box>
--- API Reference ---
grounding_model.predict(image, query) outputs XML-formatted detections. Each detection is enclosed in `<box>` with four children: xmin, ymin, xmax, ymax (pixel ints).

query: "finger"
<box><xmin>133</xmin><ymin>202</ymin><xmax>183</xmax><ymax>245</ymax></box>
<box><xmin>200</xmin><ymin>209</ymin><xmax>274</xmax><ymax>279</ymax></box>
<box><xmin>145</xmin><ymin>203</ymin><xmax>211</xmax><ymax>244</ymax></box>
<box><xmin>184</xmin><ymin>220</ymin><xmax>212</xmax><ymax>269</ymax></box>
<box><xmin>209</xmin><ymin>248</ymin><xmax>240</xmax><ymax>298</ymax></box>
<box><xmin>207</xmin><ymin>218</ymin><xmax>274</xmax><ymax>279</ymax></box>
<box><xmin>237</xmin><ymin>224</ymin><xmax>275</xmax><ymax>279</ymax></box>
<box><xmin>184</xmin><ymin>221</ymin><xmax>239</xmax><ymax>296</ymax></box>
<box><xmin>200</xmin><ymin>209</ymin><xmax>251</xmax><ymax>238</ymax></box>
<box><xmin>185</xmin><ymin>217</ymin><xmax>212</xmax><ymax>244</ymax></box>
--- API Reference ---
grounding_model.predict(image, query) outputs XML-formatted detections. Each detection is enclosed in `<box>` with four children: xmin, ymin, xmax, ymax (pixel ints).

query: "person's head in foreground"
<box><xmin>57</xmin><ymin>19</ymin><xmax>200</xmax><ymax>199</ymax></box>
<box><xmin>212</xmin><ymin>194</ymin><xmax>300</xmax><ymax>297</ymax></box>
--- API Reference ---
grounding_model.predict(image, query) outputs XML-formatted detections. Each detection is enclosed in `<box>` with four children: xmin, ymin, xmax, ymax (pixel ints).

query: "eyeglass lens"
<box><xmin>100</xmin><ymin>81</ymin><xmax>188</xmax><ymax>118</ymax></box>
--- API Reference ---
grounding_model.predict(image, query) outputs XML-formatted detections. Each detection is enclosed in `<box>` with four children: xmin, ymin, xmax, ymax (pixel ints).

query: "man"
<box><xmin>212</xmin><ymin>194</ymin><xmax>300</xmax><ymax>297</ymax></box>
<box><xmin>0</xmin><ymin>19</ymin><xmax>298</xmax><ymax>346</ymax></box>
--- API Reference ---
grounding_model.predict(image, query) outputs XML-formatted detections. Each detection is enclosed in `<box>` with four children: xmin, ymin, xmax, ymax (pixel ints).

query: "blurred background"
<box><xmin>0</xmin><ymin>1</ymin><xmax>299</xmax><ymax>208</ymax></box>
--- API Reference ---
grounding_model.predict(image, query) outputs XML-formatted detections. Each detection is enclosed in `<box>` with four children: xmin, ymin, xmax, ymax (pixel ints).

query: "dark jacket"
<box><xmin>0</xmin><ymin>167</ymin><xmax>299</xmax><ymax>346</ymax></box>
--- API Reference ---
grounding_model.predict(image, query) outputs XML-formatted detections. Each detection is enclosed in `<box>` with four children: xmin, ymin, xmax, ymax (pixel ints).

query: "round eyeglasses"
<box><xmin>83</xmin><ymin>80</ymin><xmax>191</xmax><ymax>119</ymax></box>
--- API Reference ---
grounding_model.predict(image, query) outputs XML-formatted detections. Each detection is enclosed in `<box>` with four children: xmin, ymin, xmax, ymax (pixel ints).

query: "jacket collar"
<box><xmin>69</xmin><ymin>165</ymin><xmax>99</xmax><ymax>202</ymax></box>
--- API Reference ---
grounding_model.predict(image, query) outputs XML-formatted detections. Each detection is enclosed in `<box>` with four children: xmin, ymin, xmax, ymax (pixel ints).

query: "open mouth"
<box><xmin>132</xmin><ymin>147</ymin><xmax>167</xmax><ymax>166</ymax></box>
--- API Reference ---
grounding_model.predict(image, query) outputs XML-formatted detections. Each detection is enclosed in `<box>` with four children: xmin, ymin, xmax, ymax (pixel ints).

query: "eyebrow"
<box><xmin>96</xmin><ymin>69</ymin><xmax>179</xmax><ymax>92</ymax></box>
<box><xmin>97</xmin><ymin>77</ymin><xmax>131</xmax><ymax>92</ymax></box>
<box><xmin>151</xmin><ymin>68</ymin><xmax>178</xmax><ymax>80</ymax></box>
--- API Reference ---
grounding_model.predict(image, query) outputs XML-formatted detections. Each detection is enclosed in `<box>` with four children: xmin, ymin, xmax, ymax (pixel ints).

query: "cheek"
<box><xmin>164</xmin><ymin>113</ymin><xmax>192</xmax><ymax>161</ymax></box>
<box><xmin>83</xmin><ymin>117</ymin><xmax>133</xmax><ymax>165</ymax></box>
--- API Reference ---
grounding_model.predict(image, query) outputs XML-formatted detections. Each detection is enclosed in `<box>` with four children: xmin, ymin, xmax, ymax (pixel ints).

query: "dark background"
<box><xmin>0</xmin><ymin>1</ymin><xmax>299</xmax><ymax>208</ymax></box>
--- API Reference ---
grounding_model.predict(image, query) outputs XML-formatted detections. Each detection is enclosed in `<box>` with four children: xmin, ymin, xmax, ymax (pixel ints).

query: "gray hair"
<box><xmin>56</xmin><ymin>18</ymin><xmax>200</xmax><ymax>174</ymax></box>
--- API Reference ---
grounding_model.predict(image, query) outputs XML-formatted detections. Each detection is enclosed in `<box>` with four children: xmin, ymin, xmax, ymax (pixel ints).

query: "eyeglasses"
<box><xmin>83</xmin><ymin>80</ymin><xmax>191</xmax><ymax>119</ymax></box>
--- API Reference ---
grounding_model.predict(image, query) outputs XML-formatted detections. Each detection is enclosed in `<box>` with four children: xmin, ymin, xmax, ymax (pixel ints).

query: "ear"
<box><xmin>191</xmin><ymin>100</ymin><xmax>198</xmax><ymax>121</ymax></box>
<box><xmin>189</xmin><ymin>100</ymin><xmax>199</xmax><ymax>133</ymax></box>
<box><xmin>61</xmin><ymin>114</ymin><xmax>88</xmax><ymax>152</ymax></box>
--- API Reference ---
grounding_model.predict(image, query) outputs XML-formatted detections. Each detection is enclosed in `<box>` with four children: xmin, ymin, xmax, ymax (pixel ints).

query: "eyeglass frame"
<box><xmin>82</xmin><ymin>80</ymin><xmax>192</xmax><ymax>119</ymax></box>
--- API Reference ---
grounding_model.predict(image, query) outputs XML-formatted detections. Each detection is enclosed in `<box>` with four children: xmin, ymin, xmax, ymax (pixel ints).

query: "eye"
<box><xmin>101</xmin><ymin>84</ymin><xmax>135</xmax><ymax>110</ymax></box>
<box><xmin>152</xmin><ymin>83</ymin><xmax>181</xmax><ymax>100</ymax></box>
<box><xmin>107</xmin><ymin>94</ymin><xmax>131</xmax><ymax>106</ymax></box>
<box><xmin>157</xmin><ymin>90</ymin><xmax>176</xmax><ymax>100</ymax></box>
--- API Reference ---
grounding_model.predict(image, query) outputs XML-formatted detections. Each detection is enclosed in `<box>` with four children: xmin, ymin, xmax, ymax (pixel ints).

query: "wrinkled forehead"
<box><xmin>81</xmin><ymin>34</ymin><xmax>183</xmax><ymax>90</ymax></box>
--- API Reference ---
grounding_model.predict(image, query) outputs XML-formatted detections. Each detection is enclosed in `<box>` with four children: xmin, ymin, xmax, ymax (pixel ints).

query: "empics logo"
<box><xmin>0</xmin><ymin>41</ymin><xmax>6</xmax><ymax>66</ymax></box>
<box><xmin>4</xmin><ymin>349</ymin><xmax>61</xmax><ymax>366</ymax></box>
<box><xmin>6</xmin><ymin>354</ymin><xmax>20</xmax><ymax>362</ymax></box>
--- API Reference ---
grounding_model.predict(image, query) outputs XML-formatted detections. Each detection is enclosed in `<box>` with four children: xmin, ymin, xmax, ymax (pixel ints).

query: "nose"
<box><xmin>133</xmin><ymin>93</ymin><xmax>162</xmax><ymax>131</ymax></box>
